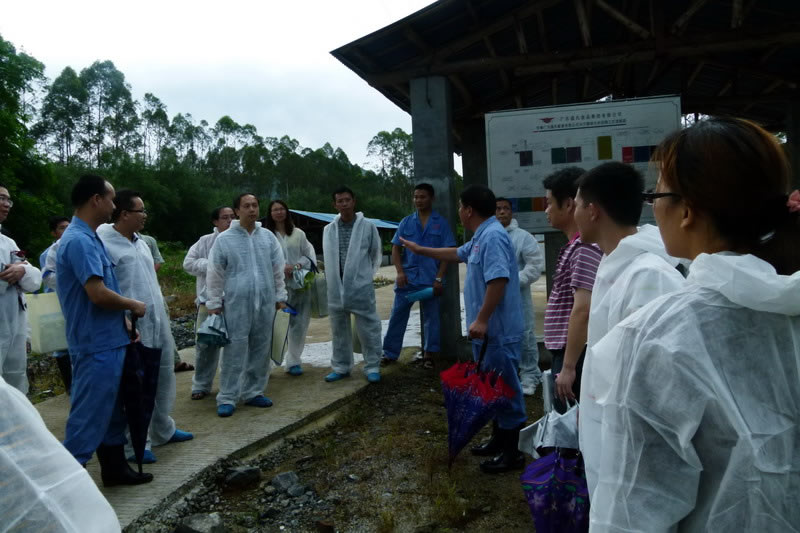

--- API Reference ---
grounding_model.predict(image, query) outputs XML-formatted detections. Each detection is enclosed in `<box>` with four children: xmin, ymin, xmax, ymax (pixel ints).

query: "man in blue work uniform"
<box><xmin>401</xmin><ymin>184</ymin><xmax>526</xmax><ymax>474</ymax></box>
<box><xmin>57</xmin><ymin>174</ymin><xmax>153</xmax><ymax>486</ymax></box>
<box><xmin>382</xmin><ymin>183</ymin><xmax>456</xmax><ymax>369</ymax></box>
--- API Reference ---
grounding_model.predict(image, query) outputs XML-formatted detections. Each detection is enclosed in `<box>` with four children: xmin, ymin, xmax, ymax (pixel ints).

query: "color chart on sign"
<box><xmin>486</xmin><ymin>95</ymin><xmax>681</xmax><ymax>233</ymax></box>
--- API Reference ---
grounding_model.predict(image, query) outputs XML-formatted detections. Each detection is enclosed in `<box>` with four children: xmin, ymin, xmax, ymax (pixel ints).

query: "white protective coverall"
<box><xmin>580</xmin><ymin>224</ymin><xmax>685</xmax><ymax>499</ymax></box>
<box><xmin>0</xmin><ymin>375</ymin><xmax>120</xmax><ymax>532</ymax></box>
<box><xmin>97</xmin><ymin>224</ymin><xmax>177</xmax><ymax>446</ymax></box>
<box><xmin>0</xmin><ymin>228</ymin><xmax>42</xmax><ymax>393</ymax></box>
<box><xmin>273</xmin><ymin>227</ymin><xmax>315</xmax><ymax>369</ymax></box>
<box><xmin>322</xmin><ymin>213</ymin><xmax>382</xmax><ymax>375</ymax></box>
<box><xmin>43</xmin><ymin>239</ymin><xmax>60</xmax><ymax>292</ymax></box>
<box><xmin>582</xmin><ymin>252</ymin><xmax>800</xmax><ymax>532</ymax></box>
<box><xmin>206</xmin><ymin>220</ymin><xmax>287</xmax><ymax>406</ymax></box>
<box><xmin>505</xmin><ymin>218</ymin><xmax>544</xmax><ymax>389</ymax></box>
<box><xmin>183</xmin><ymin>228</ymin><xmax>222</xmax><ymax>394</ymax></box>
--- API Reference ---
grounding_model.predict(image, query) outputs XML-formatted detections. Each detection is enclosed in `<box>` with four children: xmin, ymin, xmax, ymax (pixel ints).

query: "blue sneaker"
<box><xmin>217</xmin><ymin>404</ymin><xmax>235</xmax><ymax>417</ymax></box>
<box><xmin>287</xmin><ymin>365</ymin><xmax>303</xmax><ymax>376</ymax></box>
<box><xmin>366</xmin><ymin>372</ymin><xmax>381</xmax><ymax>384</ymax></box>
<box><xmin>168</xmin><ymin>429</ymin><xmax>194</xmax><ymax>443</ymax></box>
<box><xmin>128</xmin><ymin>449</ymin><xmax>157</xmax><ymax>464</ymax></box>
<box><xmin>245</xmin><ymin>395</ymin><xmax>273</xmax><ymax>408</ymax></box>
<box><xmin>324</xmin><ymin>372</ymin><xmax>350</xmax><ymax>382</ymax></box>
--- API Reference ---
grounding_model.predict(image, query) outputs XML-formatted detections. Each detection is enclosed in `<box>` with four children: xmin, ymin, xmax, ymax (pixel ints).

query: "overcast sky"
<box><xmin>1</xmin><ymin>0</ymin><xmax>458</xmax><ymax>171</ymax></box>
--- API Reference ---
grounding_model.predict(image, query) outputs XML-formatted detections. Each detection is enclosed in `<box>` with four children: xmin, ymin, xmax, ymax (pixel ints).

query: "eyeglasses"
<box><xmin>642</xmin><ymin>191</ymin><xmax>681</xmax><ymax>205</ymax></box>
<box><xmin>126</xmin><ymin>209</ymin><xmax>147</xmax><ymax>214</ymax></box>
<box><xmin>0</xmin><ymin>196</ymin><xmax>13</xmax><ymax>207</ymax></box>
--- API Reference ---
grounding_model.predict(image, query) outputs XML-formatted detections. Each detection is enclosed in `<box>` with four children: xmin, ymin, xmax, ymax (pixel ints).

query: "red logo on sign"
<box><xmin>540</xmin><ymin>117</ymin><xmax>554</xmax><ymax>123</ymax></box>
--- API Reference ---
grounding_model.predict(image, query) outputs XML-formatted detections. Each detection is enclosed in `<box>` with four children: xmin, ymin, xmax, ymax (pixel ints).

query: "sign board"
<box><xmin>486</xmin><ymin>95</ymin><xmax>681</xmax><ymax>233</ymax></box>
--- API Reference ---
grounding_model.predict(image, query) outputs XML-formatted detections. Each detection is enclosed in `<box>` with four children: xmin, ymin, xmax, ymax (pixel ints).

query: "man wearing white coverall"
<box><xmin>98</xmin><ymin>190</ymin><xmax>193</xmax><ymax>462</ymax></box>
<box><xmin>206</xmin><ymin>193</ymin><xmax>287</xmax><ymax>417</ymax></box>
<box><xmin>0</xmin><ymin>375</ymin><xmax>121</xmax><ymax>532</ymax></box>
<box><xmin>570</xmin><ymin>162</ymin><xmax>685</xmax><ymax>501</ymax></box>
<box><xmin>183</xmin><ymin>205</ymin><xmax>234</xmax><ymax>399</ymax></box>
<box><xmin>495</xmin><ymin>198</ymin><xmax>544</xmax><ymax>396</ymax></box>
<box><xmin>0</xmin><ymin>184</ymin><xmax>42</xmax><ymax>394</ymax></box>
<box><xmin>322</xmin><ymin>186</ymin><xmax>383</xmax><ymax>383</ymax></box>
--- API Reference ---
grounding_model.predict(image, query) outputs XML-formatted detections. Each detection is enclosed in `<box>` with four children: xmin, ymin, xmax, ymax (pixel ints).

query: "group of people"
<box><xmin>0</xmin><ymin>115</ymin><xmax>798</xmax><ymax>531</ymax></box>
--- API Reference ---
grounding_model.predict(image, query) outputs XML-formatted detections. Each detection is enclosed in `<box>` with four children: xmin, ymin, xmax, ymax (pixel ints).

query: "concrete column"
<box><xmin>410</xmin><ymin>76</ymin><xmax>461</xmax><ymax>359</ymax></box>
<box><xmin>461</xmin><ymin>119</ymin><xmax>488</xmax><ymax>188</ymax></box>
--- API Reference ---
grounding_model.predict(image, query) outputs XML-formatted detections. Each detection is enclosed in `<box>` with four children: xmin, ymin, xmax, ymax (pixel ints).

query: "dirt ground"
<box><xmin>203</xmin><ymin>350</ymin><xmax>546</xmax><ymax>533</ymax></box>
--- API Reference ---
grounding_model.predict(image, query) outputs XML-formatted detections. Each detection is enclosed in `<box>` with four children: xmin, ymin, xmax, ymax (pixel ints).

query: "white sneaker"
<box><xmin>522</xmin><ymin>383</ymin><xmax>537</xmax><ymax>396</ymax></box>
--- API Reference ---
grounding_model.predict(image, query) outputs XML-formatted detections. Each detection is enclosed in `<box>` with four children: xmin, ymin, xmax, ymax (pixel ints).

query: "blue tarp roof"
<box><xmin>290</xmin><ymin>209</ymin><xmax>399</xmax><ymax>230</ymax></box>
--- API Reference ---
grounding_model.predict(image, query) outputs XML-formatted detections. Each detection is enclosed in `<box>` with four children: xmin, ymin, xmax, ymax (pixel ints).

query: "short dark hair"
<box><xmin>495</xmin><ymin>197</ymin><xmax>512</xmax><ymax>209</ymax></box>
<box><xmin>414</xmin><ymin>183</ymin><xmax>435</xmax><ymax>197</ymax></box>
<box><xmin>48</xmin><ymin>216</ymin><xmax>70</xmax><ymax>232</ymax></box>
<box><xmin>577</xmin><ymin>162</ymin><xmax>644</xmax><ymax>226</ymax></box>
<box><xmin>460</xmin><ymin>185</ymin><xmax>496</xmax><ymax>218</ymax></box>
<box><xmin>71</xmin><ymin>174</ymin><xmax>108</xmax><ymax>208</ymax></box>
<box><xmin>264</xmin><ymin>199</ymin><xmax>295</xmax><ymax>236</ymax></box>
<box><xmin>211</xmin><ymin>206</ymin><xmax>231</xmax><ymax>220</ymax></box>
<box><xmin>111</xmin><ymin>189</ymin><xmax>141</xmax><ymax>222</ymax></box>
<box><xmin>542</xmin><ymin>167</ymin><xmax>585</xmax><ymax>206</ymax></box>
<box><xmin>332</xmin><ymin>186</ymin><xmax>355</xmax><ymax>201</ymax></box>
<box><xmin>233</xmin><ymin>193</ymin><xmax>257</xmax><ymax>210</ymax></box>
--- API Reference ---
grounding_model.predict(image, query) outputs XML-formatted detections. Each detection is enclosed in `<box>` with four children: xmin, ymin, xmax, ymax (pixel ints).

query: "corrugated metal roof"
<box><xmin>290</xmin><ymin>209</ymin><xmax>399</xmax><ymax>230</ymax></box>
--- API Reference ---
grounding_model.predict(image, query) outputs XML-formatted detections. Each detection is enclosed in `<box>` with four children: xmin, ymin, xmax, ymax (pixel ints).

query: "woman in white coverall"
<box><xmin>0</xmin><ymin>185</ymin><xmax>42</xmax><ymax>394</ymax></box>
<box><xmin>206</xmin><ymin>193</ymin><xmax>287</xmax><ymax>417</ymax></box>
<box><xmin>584</xmin><ymin>117</ymin><xmax>800</xmax><ymax>532</ymax></box>
<box><xmin>263</xmin><ymin>200</ymin><xmax>316</xmax><ymax>376</ymax></box>
<box><xmin>0</xmin><ymin>375</ymin><xmax>120</xmax><ymax>532</ymax></box>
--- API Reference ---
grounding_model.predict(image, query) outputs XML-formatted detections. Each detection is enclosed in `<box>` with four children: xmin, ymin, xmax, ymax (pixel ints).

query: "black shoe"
<box><xmin>470</xmin><ymin>420</ymin><xmax>502</xmax><ymax>457</ymax></box>
<box><xmin>55</xmin><ymin>355</ymin><xmax>72</xmax><ymax>395</ymax></box>
<box><xmin>479</xmin><ymin>425</ymin><xmax>526</xmax><ymax>474</ymax></box>
<box><xmin>96</xmin><ymin>444</ymin><xmax>154</xmax><ymax>487</ymax></box>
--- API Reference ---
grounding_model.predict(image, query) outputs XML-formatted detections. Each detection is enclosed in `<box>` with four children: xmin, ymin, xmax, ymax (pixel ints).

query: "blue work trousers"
<box><xmin>63</xmin><ymin>346</ymin><xmax>127</xmax><ymax>465</ymax></box>
<box><xmin>383</xmin><ymin>285</ymin><xmax>441</xmax><ymax>359</ymax></box>
<box><xmin>472</xmin><ymin>341</ymin><xmax>526</xmax><ymax>429</ymax></box>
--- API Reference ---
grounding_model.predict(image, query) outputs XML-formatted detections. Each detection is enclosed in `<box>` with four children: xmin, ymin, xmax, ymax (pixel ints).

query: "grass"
<box><xmin>157</xmin><ymin>242</ymin><xmax>197</xmax><ymax>318</ymax></box>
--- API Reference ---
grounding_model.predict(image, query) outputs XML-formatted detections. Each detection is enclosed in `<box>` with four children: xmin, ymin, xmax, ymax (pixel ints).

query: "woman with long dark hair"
<box><xmin>264</xmin><ymin>200</ymin><xmax>316</xmax><ymax>376</ymax></box>
<box><xmin>582</xmin><ymin>117</ymin><xmax>800</xmax><ymax>531</ymax></box>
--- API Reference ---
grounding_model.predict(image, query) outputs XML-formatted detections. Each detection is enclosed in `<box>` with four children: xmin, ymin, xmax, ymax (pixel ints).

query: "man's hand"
<box><xmin>276</xmin><ymin>301</ymin><xmax>288</xmax><ymax>311</ymax></box>
<box><xmin>556</xmin><ymin>366</ymin><xmax>577</xmax><ymax>401</ymax></box>
<box><xmin>284</xmin><ymin>264</ymin><xmax>294</xmax><ymax>276</ymax></box>
<box><xmin>398</xmin><ymin>237</ymin><xmax>420</xmax><ymax>254</ymax></box>
<box><xmin>396</xmin><ymin>271</ymin><xmax>408</xmax><ymax>288</ymax></box>
<box><xmin>0</xmin><ymin>263</ymin><xmax>26</xmax><ymax>284</ymax></box>
<box><xmin>467</xmin><ymin>319</ymin><xmax>488</xmax><ymax>340</ymax></box>
<box><xmin>208</xmin><ymin>307</ymin><xmax>222</xmax><ymax>315</ymax></box>
<box><xmin>130</xmin><ymin>300</ymin><xmax>146</xmax><ymax>318</ymax></box>
<box><xmin>433</xmin><ymin>279</ymin><xmax>443</xmax><ymax>296</ymax></box>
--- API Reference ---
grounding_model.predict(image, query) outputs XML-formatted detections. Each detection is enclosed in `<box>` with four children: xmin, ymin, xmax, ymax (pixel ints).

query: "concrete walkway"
<box><xmin>33</xmin><ymin>263</ymin><xmax>548</xmax><ymax>528</ymax></box>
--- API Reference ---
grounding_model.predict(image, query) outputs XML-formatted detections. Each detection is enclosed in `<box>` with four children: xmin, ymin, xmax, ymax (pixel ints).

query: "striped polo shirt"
<box><xmin>544</xmin><ymin>234</ymin><xmax>602</xmax><ymax>350</ymax></box>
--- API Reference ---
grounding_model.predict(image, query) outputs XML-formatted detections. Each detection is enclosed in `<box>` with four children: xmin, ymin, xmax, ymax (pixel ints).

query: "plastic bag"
<box><xmin>519</xmin><ymin>401</ymin><xmax>579</xmax><ymax>458</ymax></box>
<box><xmin>196</xmin><ymin>313</ymin><xmax>230</xmax><ymax>346</ymax></box>
<box><xmin>307</xmin><ymin>257</ymin><xmax>328</xmax><ymax>318</ymax></box>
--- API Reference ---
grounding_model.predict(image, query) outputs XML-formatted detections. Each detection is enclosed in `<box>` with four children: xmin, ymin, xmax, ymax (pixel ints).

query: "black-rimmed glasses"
<box><xmin>126</xmin><ymin>209</ymin><xmax>147</xmax><ymax>214</ymax></box>
<box><xmin>642</xmin><ymin>191</ymin><xmax>681</xmax><ymax>205</ymax></box>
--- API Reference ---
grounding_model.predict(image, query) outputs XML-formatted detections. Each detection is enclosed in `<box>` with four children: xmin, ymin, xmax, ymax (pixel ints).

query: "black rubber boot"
<box><xmin>55</xmin><ymin>354</ymin><xmax>72</xmax><ymax>395</ymax></box>
<box><xmin>479</xmin><ymin>425</ymin><xmax>526</xmax><ymax>474</ymax></box>
<box><xmin>470</xmin><ymin>420</ymin><xmax>503</xmax><ymax>457</ymax></box>
<box><xmin>96</xmin><ymin>444</ymin><xmax>154</xmax><ymax>487</ymax></box>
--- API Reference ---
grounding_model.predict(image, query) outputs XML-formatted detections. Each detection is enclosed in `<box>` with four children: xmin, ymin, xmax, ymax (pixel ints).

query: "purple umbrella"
<box><xmin>439</xmin><ymin>337</ymin><xmax>514</xmax><ymax>468</ymax></box>
<box><xmin>520</xmin><ymin>449</ymin><xmax>590</xmax><ymax>533</ymax></box>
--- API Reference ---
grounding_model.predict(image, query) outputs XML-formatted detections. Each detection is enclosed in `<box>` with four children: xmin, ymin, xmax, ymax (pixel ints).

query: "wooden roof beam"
<box><xmin>595</xmin><ymin>0</ymin><xmax>651</xmax><ymax>40</ymax></box>
<box><xmin>370</xmin><ymin>25</ymin><xmax>800</xmax><ymax>84</ymax></box>
<box><xmin>574</xmin><ymin>0</ymin><xmax>592</xmax><ymax>47</ymax></box>
<box><xmin>742</xmin><ymin>79</ymin><xmax>784</xmax><ymax>112</ymax></box>
<box><xmin>671</xmin><ymin>0</ymin><xmax>711</xmax><ymax>36</ymax></box>
<box><xmin>687</xmin><ymin>61</ymin><xmax>705</xmax><ymax>88</ymax></box>
<box><xmin>536</xmin><ymin>10</ymin><xmax>549</xmax><ymax>53</ymax></box>
<box><xmin>731</xmin><ymin>0</ymin><xmax>744</xmax><ymax>29</ymax></box>
<box><xmin>515</xmin><ymin>17</ymin><xmax>529</xmax><ymax>55</ymax></box>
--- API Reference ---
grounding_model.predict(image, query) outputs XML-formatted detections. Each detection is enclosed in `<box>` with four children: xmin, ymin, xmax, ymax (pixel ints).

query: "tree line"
<box><xmin>0</xmin><ymin>33</ymin><xmax>425</xmax><ymax>263</ymax></box>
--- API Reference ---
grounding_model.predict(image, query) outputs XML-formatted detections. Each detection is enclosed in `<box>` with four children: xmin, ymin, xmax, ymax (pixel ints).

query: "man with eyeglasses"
<box><xmin>98</xmin><ymin>190</ymin><xmax>193</xmax><ymax>464</ymax></box>
<box><xmin>183</xmin><ymin>205</ymin><xmax>235</xmax><ymax>400</ymax></box>
<box><xmin>0</xmin><ymin>185</ymin><xmax>43</xmax><ymax>393</ymax></box>
<box><xmin>571</xmin><ymin>161</ymin><xmax>685</xmax><ymax>501</ymax></box>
